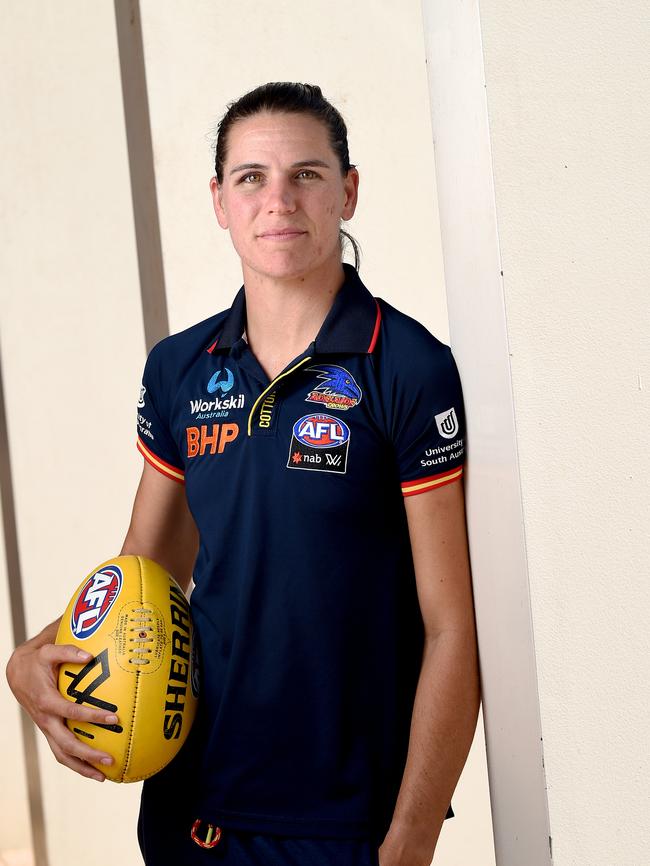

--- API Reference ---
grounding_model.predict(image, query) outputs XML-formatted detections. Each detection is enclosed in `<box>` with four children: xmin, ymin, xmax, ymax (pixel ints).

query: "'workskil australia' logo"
<box><xmin>207</xmin><ymin>367</ymin><xmax>234</xmax><ymax>395</ymax></box>
<box><xmin>304</xmin><ymin>365</ymin><xmax>362</xmax><ymax>411</ymax></box>
<box><xmin>287</xmin><ymin>413</ymin><xmax>350</xmax><ymax>475</ymax></box>
<box><xmin>71</xmin><ymin>565</ymin><xmax>123</xmax><ymax>640</ymax></box>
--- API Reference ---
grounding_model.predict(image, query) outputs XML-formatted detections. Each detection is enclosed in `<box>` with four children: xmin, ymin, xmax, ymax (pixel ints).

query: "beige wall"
<box><xmin>0</xmin><ymin>2</ymin><xmax>146</xmax><ymax>864</ymax></box>
<box><xmin>423</xmin><ymin>1</ymin><xmax>649</xmax><ymax>865</ymax></box>
<box><xmin>1</xmin><ymin>2</ymin><xmax>493</xmax><ymax>865</ymax></box>
<box><xmin>140</xmin><ymin>0</ymin><xmax>452</xmax><ymax>331</ymax></box>
<box><xmin>0</xmin><ymin>519</ymin><xmax>31</xmax><ymax>852</ymax></box>
<box><xmin>478</xmin><ymin>3</ymin><xmax>650</xmax><ymax>863</ymax></box>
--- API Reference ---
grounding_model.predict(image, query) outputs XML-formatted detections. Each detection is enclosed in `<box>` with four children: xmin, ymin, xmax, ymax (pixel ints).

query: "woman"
<box><xmin>7</xmin><ymin>83</ymin><xmax>479</xmax><ymax>866</ymax></box>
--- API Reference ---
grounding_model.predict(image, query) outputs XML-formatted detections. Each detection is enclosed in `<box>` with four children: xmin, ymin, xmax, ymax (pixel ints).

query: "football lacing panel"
<box><xmin>128</xmin><ymin>607</ymin><xmax>155</xmax><ymax>665</ymax></box>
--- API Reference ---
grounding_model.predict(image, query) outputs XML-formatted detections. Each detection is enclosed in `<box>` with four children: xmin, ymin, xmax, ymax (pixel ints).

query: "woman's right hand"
<box><xmin>6</xmin><ymin>624</ymin><xmax>118</xmax><ymax>782</ymax></box>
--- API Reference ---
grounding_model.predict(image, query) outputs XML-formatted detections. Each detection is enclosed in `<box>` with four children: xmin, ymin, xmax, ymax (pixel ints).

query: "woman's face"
<box><xmin>210</xmin><ymin>111</ymin><xmax>359</xmax><ymax>284</ymax></box>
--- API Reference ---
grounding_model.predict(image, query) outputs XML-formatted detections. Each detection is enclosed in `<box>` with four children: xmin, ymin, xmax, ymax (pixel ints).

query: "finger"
<box><xmin>52</xmin><ymin>720</ymin><xmax>116</xmax><ymax>767</ymax></box>
<box><xmin>38</xmin><ymin>690</ymin><xmax>119</xmax><ymax>729</ymax></box>
<box><xmin>39</xmin><ymin>643</ymin><xmax>93</xmax><ymax>666</ymax></box>
<box><xmin>45</xmin><ymin>733</ymin><xmax>106</xmax><ymax>783</ymax></box>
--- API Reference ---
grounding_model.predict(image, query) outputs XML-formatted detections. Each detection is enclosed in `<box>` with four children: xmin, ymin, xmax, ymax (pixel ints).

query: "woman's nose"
<box><xmin>265</xmin><ymin>176</ymin><xmax>297</xmax><ymax>214</ymax></box>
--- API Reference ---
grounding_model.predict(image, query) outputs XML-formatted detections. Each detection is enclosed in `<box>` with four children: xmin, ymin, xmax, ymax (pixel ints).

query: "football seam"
<box><xmin>125</xmin><ymin>757</ymin><xmax>179</xmax><ymax>783</ymax></box>
<box><xmin>121</xmin><ymin>660</ymin><xmax>140</xmax><ymax>782</ymax></box>
<box><xmin>125</xmin><ymin>558</ymin><xmax>193</xmax><ymax>783</ymax></box>
<box><xmin>121</xmin><ymin>556</ymin><xmax>145</xmax><ymax>782</ymax></box>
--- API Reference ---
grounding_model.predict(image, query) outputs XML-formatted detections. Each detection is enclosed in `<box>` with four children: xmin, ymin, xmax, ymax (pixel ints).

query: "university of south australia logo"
<box><xmin>71</xmin><ymin>565</ymin><xmax>123</xmax><ymax>640</ymax></box>
<box><xmin>435</xmin><ymin>407</ymin><xmax>459</xmax><ymax>440</ymax></box>
<box><xmin>207</xmin><ymin>368</ymin><xmax>234</xmax><ymax>395</ymax></box>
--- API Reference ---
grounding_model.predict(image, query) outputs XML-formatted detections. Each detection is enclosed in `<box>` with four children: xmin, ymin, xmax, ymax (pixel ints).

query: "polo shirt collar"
<box><xmin>212</xmin><ymin>264</ymin><xmax>381</xmax><ymax>356</ymax></box>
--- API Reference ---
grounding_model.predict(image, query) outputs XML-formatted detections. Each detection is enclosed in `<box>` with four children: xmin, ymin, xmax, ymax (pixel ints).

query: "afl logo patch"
<box><xmin>71</xmin><ymin>565</ymin><xmax>123</xmax><ymax>640</ymax></box>
<box><xmin>435</xmin><ymin>407</ymin><xmax>459</xmax><ymax>440</ymax></box>
<box><xmin>288</xmin><ymin>414</ymin><xmax>350</xmax><ymax>474</ymax></box>
<box><xmin>293</xmin><ymin>414</ymin><xmax>350</xmax><ymax>448</ymax></box>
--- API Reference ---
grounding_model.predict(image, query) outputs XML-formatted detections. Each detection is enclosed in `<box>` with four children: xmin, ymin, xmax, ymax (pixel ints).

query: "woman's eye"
<box><xmin>240</xmin><ymin>173</ymin><xmax>262</xmax><ymax>184</ymax></box>
<box><xmin>296</xmin><ymin>169</ymin><xmax>317</xmax><ymax>180</ymax></box>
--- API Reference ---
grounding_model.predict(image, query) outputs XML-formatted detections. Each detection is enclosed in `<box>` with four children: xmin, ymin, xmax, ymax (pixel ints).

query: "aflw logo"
<box><xmin>434</xmin><ymin>407</ymin><xmax>459</xmax><ymax>439</ymax></box>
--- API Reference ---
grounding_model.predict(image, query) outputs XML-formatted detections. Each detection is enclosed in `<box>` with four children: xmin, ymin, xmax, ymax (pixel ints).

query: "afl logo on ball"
<box><xmin>292</xmin><ymin>414</ymin><xmax>350</xmax><ymax>448</ymax></box>
<box><xmin>71</xmin><ymin>565</ymin><xmax>123</xmax><ymax>640</ymax></box>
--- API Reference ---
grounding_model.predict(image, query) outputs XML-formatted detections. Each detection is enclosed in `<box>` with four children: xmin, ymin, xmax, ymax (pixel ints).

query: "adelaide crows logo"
<box><xmin>304</xmin><ymin>365</ymin><xmax>362</xmax><ymax>411</ymax></box>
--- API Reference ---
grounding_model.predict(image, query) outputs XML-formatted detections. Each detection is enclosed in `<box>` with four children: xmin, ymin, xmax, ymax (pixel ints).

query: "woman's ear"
<box><xmin>341</xmin><ymin>167</ymin><xmax>360</xmax><ymax>221</ymax></box>
<box><xmin>209</xmin><ymin>176</ymin><xmax>229</xmax><ymax>229</ymax></box>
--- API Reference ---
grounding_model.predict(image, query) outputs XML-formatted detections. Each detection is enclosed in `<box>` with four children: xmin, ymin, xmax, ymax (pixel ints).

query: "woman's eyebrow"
<box><xmin>290</xmin><ymin>159</ymin><xmax>331</xmax><ymax>169</ymax></box>
<box><xmin>229</xmin><ymin>159</ymin><xmax>331</xmax><ymax>175</ymax></box>
<box><xmin>230</xmin><ymin>162</ymin><xmax>266</xmax><ymax>175</ymax></box>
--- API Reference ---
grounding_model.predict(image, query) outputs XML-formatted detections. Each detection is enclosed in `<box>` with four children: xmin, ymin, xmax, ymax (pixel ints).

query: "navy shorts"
<box><xmin>137</xmin><ymin>807</ymin><xmax>381</xmax><ymax>865</ymax></box>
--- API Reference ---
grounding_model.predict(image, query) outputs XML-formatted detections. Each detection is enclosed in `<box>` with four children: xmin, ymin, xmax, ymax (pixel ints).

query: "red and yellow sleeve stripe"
<box><xmin>401</xmin><ymin>466</ymin><xmax>463</xmax><ymax>497</ymax></box>
<box><xmin>137</xmin><ymin>437</ymin><xmax>185</xmax><ymax>485</ymax></box>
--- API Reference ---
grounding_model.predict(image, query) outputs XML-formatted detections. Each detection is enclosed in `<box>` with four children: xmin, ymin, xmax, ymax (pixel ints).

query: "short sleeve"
<box><xmin>393</xmin><ymin>343</ymin><xmax>466</xmax><ymax>497</ymax></box>
<box><xmin>136</xmin><ymin>344</ymin><xmax>185</xmax><ymax>484</ymax></box>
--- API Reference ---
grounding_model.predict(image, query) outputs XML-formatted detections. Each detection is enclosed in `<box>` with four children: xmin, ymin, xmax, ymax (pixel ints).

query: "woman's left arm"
<box><xmin>379</xmin><ymin>479</ymin><xmax>480</xmax><ymax>866</ymax></box>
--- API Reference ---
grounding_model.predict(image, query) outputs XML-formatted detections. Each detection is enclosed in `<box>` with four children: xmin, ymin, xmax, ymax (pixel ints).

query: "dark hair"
<box><xmin>213</xmin><ymin>82</ymin><xmax>361</xmax><ymax>269</ymax></box>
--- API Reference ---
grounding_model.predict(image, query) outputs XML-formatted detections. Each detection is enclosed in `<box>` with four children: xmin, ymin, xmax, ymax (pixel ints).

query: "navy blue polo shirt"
<box><xmin>136</xmin><ymin>264</ymin><xmax>466</xmax><ymax>843</ymax></box>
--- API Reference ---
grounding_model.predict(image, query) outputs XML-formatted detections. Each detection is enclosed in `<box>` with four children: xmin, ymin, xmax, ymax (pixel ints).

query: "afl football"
<box><xmin>55</xmin><ymin>555</ymin><xmax>199</xmax><ymax>782</ymax></box>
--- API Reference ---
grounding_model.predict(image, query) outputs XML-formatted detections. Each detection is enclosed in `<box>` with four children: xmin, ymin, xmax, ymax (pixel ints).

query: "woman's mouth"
<box><xmin>258</xmin><ymin>229</ymin><xmax>307</xmax><ymax>241</ymax></box>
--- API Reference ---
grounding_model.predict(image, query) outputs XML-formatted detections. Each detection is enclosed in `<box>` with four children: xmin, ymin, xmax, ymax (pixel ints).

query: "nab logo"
<box><xmin>71</xmin><ymin>566</ymin><xmax>123</xmax><ymax>640</ymax></box>
<box><xmin>293</xmin><ymin>414</ymin><xmax>350</xmax><ymax>448</ymax></box>
<box><xmin>207</xmin><ymin>368</ymin><xmax>234</xmax><ymax>395</ymax></box>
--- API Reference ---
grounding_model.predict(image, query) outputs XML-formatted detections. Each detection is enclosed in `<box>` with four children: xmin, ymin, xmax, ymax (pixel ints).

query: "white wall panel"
<box><xmin>477</xmin><ymin>3</ymin><xmax>650</xmax><ymax>864</ymax></box>
<box><xmin>1</xmin><ymin>3</ymin><xmax>145</xmax><ymax>864</ymax></box>
<box><xmin>421</xmin><ymin>2</ymin><xmax>551</xmax><ymax>863</ymax></box>
<box><xmin>139</xmin><ymin>0</ymin><xmax>450</xmax><ymax>338</ymax></box>
<box><xmin>0</xmin><ymin>516</ymin><xmax>31</xmax><ymax>853</ymax></box>
<box><xmin>425</xmin><ymin>1</ymin><xmax>650</xmax><ymax>864</ymax></box>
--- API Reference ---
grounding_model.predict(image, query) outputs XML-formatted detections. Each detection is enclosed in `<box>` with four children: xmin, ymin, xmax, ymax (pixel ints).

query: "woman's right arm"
<box><xmin>5</xmin><ymin>462</ymin><xmax>199</xmax><ymax>781</ymax></box>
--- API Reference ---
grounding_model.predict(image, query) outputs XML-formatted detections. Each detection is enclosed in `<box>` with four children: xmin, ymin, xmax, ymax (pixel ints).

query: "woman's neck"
<box><xmin>241</xmin><ymin>260</ymin><xmax>346</xmax><ymax>380</ymax></box>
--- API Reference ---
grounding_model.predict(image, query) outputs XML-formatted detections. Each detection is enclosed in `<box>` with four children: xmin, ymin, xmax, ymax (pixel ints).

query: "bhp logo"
<box><xmin>186</xmin><ymin>423</ymin><xmax>239</xmax><ymax>458</ymax></box>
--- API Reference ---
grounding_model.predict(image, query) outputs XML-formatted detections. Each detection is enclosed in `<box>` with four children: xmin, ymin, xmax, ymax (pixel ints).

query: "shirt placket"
<box><xmin>246</xmin><ymin>354</ymin><xmax>314</xmax><ymax>438</ymax></box>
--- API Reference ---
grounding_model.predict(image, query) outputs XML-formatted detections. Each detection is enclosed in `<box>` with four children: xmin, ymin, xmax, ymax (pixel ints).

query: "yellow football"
<box><xmin>55</xmin><ymin>555</ymin><xmax>199</xmax><ymax>782</ymax></box>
